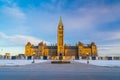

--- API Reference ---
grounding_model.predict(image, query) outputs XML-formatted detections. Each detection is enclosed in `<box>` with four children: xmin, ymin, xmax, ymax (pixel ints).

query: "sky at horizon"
<box><xmin>0</xmin><ymin>0</ymin><xmax>120</xmax><ymax>56</ymax></box>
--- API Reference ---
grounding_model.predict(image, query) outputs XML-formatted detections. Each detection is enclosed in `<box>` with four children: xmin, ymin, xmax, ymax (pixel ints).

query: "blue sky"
<box><xmin>0</xmin><ymin>0</ymin><xmax>120</xmax><ymax>56</ymax></box>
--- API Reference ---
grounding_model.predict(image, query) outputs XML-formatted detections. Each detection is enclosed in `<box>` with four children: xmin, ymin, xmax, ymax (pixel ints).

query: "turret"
<box><xmin>77</xmin><ymin>42</ymin><xmax>84</xmax><ymax>56</ymax></box>
<box><xmin>25</xmin><ymin>42</ymin><xmax>34</xmax><ymax>56</ymax></box>
<box><xmin>91</xmin><ymin>42</ymin><xmax>97</xmax><ymax>56</ymax></box>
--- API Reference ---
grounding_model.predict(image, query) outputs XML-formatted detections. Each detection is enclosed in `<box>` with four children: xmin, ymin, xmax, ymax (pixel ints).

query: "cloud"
<box><xmin>1</xmin><ymin>0</ymin><xmax>26</xmax><ymax>21</ymax></box>
<box><xmin>0</xmin><ymin>46</ymin><xmax>24</xmax><ymax>55</ymax></box>
<box><xmin>94</xmin><ymin>31</ymin><xmax>120</xmax><ymax>56</ymax></box>
<box><xmin>0</xmin><ymin>0</ymin><xmax>29</xmax><ymax>35</ymax></box>
<box><xmin>0</xmin><ymin>32</ymin><xmax>49</xmax><ymax>46</ymax></box>
<box><xmin>0</xmin><ymin>32</ymin><xmax>49</xmax><ymax>54</ymax></box>
<box><xmin>98</xmin><ymin>43</ymin><xmax>120</xmax><ymax>56</ymax></box>
<box><xmin>95</xmin><ymin>31</ymin><xmax>120</xmax><ymax>41</ymax></box>
<box><xmin>64</xmin><ymin>3</ymin><xmax>120</xmax><ymax>31</ymax></box>
<box><xmin>2</xmin><ymin>6</ymin><xmax>26</xmax><ymax>21</ymax></box>
<box><xmin>41</xmin><ymin>0</ymin><xmax>66</xmax><ymax>11</ymax></box>
<box><xmin>107</xmin><ymin>32</ymin><xmax>120</xmax><ymax>40</ymax></box>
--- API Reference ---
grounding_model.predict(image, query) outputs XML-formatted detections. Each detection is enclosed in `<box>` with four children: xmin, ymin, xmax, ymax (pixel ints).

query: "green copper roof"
<box><xmin>59</xmin><ymin>16</ymin><xmax>63</xmax><ymax>25</ymax></box>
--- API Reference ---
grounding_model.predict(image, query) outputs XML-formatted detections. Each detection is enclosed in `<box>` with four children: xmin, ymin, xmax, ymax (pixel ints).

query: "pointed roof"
<box><xmin>27</xmin><ymin>42</ymin><xmax>31</xmax><ymax>45</ymax></box>
<box><xmin>59</xmin><ymin>16</ymin><xmax>63</xmax><ymax>26</ymax></box>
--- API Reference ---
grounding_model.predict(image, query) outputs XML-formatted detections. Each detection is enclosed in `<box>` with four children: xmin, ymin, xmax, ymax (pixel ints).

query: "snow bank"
<box><xmin>1</xmin><ymin>60</ymin><xmax>120</xmax><ymax>67</ymax></box>
<box><xmin>75</xmin><ymin>60</ymin><xmax>120</xmax><ymax>67</ymax></box>
<box><xmin>0</xmin><ymin>60</ymin><xmax>48</xmax><ymax>66</ymax></box>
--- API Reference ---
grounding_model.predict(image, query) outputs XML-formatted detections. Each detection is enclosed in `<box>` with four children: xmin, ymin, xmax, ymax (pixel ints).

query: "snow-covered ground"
<box><xmin>0</xmin><ymin>60</ymin><xmax>120</xmax><ymax>67</ymax></box>
<box><xmin>75</xmin><ymin>60</ymin><xmax>120</xmax><ymax>67</ymax></box>
<box><xmin>0</xmin><ymin>60</ymin><xmax>48</xmax><ymax>66</ymax></box>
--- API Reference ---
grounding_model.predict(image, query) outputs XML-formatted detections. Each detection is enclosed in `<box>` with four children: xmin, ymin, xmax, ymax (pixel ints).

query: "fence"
<box><xmin>0</xmin><ymin>56</ymin><xmax>120</xmax><ymax>60</ymax></box>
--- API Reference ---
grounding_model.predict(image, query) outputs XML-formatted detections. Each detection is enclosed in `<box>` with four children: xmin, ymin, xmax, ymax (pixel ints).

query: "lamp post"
<box><xmin>32</xmin><ymin>53</ymin><xmax>35</xmax><ymax>63</ymax></box>
<box><xmin>86</xmin><ymin>53</ymin><xmax>89</xmax><ymax>64</ymax></box>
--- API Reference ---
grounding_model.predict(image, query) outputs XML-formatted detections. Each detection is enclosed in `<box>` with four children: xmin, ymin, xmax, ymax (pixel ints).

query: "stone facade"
<box><xmin>25</xmin><ymin>17</ymin><xmax>97</xmax><ymax>59</ymax></box>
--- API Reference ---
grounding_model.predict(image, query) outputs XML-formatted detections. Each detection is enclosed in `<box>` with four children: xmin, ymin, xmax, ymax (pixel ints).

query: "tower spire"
<box><xmin>57</xmin><ymin>16</ymin><xmax>64</xmax><ymax>56</ymax></box>
<box><xmin>59</xmin><ymin>16</ymin><xmax>63</xmax><ymax>26</ymax></box>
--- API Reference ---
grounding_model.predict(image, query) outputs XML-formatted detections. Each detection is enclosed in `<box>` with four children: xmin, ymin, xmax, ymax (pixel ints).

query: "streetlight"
<box><xmin>86</xmin><ymin>53</ymin><xmax>89</xmax><ymax>64</ymax></box>
<box><xmin>32</xmin><ymin>53</ymin><xmax>35</xmax><ymax>63</ymax></box>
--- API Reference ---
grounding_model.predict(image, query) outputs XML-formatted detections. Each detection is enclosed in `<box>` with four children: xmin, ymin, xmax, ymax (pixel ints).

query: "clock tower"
<box><xmin>57</xmin><ymin>17</ymin><xmax>64</xmax><ymax>56</ymax></box>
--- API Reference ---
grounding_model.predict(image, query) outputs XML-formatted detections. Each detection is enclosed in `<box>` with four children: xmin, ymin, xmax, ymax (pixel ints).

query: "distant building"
<box><xmin>17</xmin><ymin>54</ymin><xmax>25</xmax><ymax>59</ymax></box>
<box><xmin>4</xmin><ymin>53</ymin><xmax>11</xmax><ymax>59</ymax></box>
<box><xmin>25</xmin><ymin>17</ymin><xmax>97</xmax><ymax>60</ymax></box>
<box><xmin>0</xmin><ymin>54</ymin><xmax>4</xmax><ymax>59</ymax></box>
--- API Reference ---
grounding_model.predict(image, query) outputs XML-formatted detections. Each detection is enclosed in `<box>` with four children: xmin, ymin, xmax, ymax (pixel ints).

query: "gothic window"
<box><xmin>60</xmin><ymin>36</ymin><xmax>63</xmax><ymax>38</ymax></box>
<box><xmin>59</xmin><ymin>26</ymin><xmax>63</xmax><ymax>29</ymax></box>
<box><xmin>59</xmin><ymin>32</ymin><xmax>63</xmax><ymax>34</ymax></box>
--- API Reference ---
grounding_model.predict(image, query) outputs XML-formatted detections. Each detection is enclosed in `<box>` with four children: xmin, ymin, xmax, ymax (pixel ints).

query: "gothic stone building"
<box><xmin>25</xmin><ymin>17</ymin><xmax>97</xmax><ymax>60</ymax></box>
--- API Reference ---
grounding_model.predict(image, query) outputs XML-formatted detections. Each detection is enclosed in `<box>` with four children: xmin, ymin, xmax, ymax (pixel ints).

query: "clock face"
<box><xmin>59</xmin><ymin>26</ymin><xmax>62</xmax><ymax>29</ymax></box>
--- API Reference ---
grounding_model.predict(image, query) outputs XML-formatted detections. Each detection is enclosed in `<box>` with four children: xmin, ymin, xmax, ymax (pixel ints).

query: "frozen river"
<box><xmin>0</xmin><ymin>61</ymin><xmax>120</xmax><ymax>80</ymax></box>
